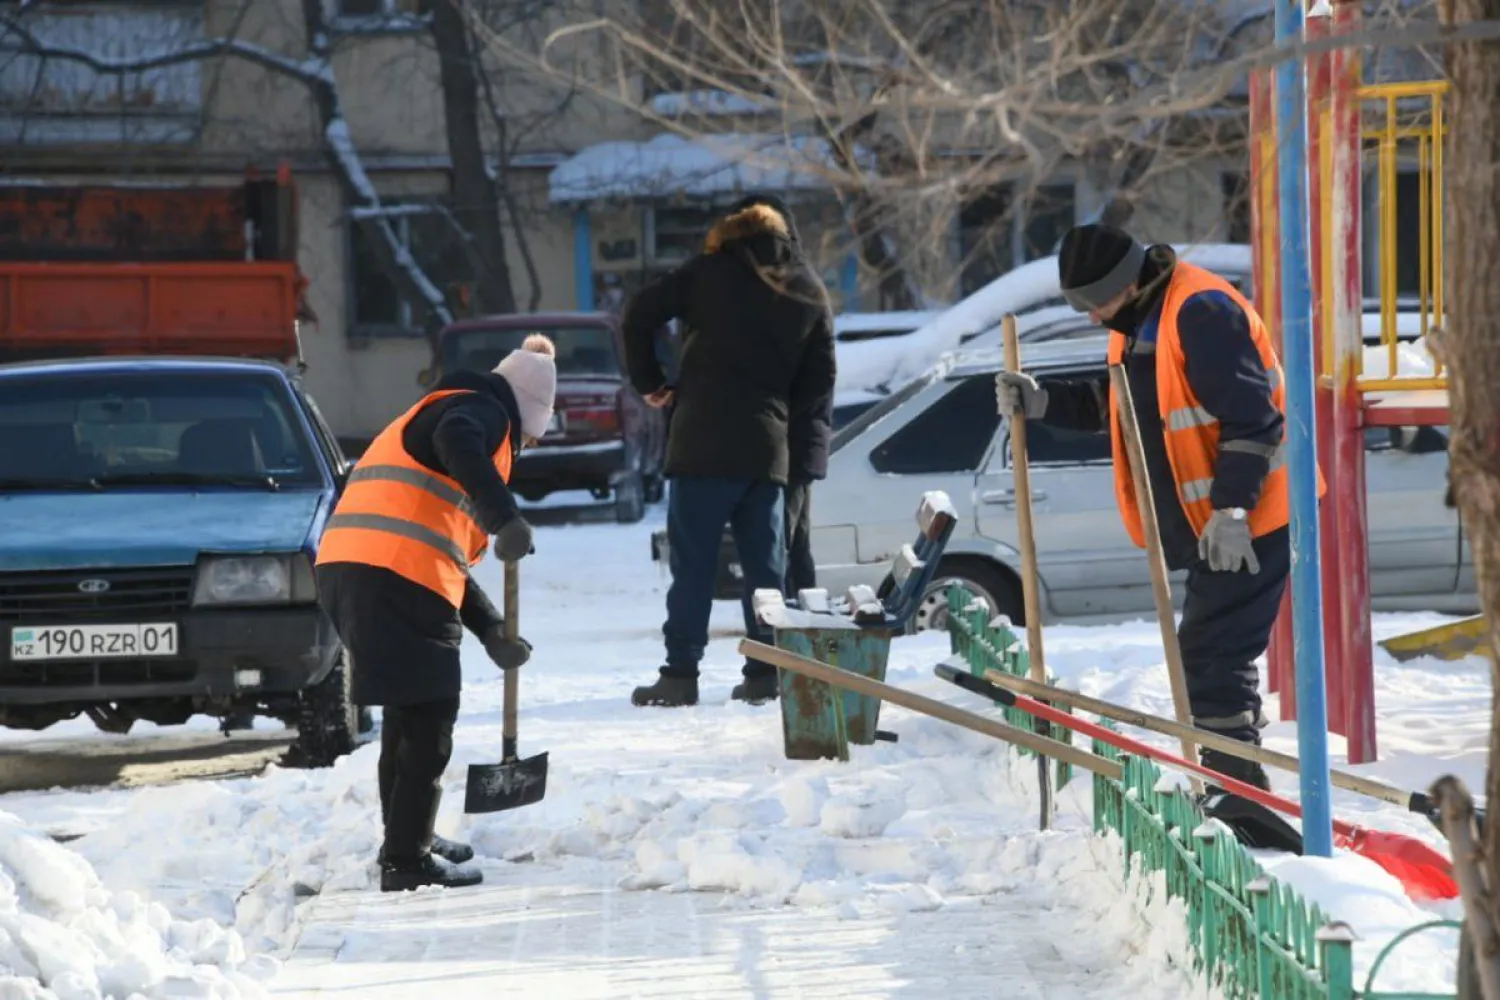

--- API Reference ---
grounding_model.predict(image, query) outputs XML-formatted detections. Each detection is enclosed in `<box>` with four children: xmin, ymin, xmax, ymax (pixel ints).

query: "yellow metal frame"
<box><xmin>1350</xmin><ymin>80</ymin><xmax>1448</xmax><ymax>393</ymax></box>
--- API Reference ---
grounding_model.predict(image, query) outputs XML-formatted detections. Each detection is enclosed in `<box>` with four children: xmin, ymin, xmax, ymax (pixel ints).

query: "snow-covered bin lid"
<box><xmin>917</xmin><ymin>491</ymin><xmax>956</xmax><ymax>533</ymax></box>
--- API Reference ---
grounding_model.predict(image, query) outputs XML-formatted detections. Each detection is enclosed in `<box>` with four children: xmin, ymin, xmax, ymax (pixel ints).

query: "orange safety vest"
<box><xmin>1106</xmin><ymin>261</ymin><xmax>1322</xmax><ymax>548</ymax></box>
<box><xmin>316</xmin><ymin>389</ymin><xmax>514</xmax><ymax>607</ymax></box>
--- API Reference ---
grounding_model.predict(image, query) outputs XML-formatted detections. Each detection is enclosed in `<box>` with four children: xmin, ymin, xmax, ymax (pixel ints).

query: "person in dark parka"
<box><xmin>723</xmin><ymin>195</ymin><xmax>837</xmax><ymax>597</ymax></box>
<box><xmin>997</xmin><ymin>225</ymin><xmax>1298</xmax><ymax>791</ymax></box>
<box><xmin>316</xmin><ymin>336</ymin><xmax>556</xmax><ymax>891</ymax></box>
<box><xmin>622</xmin><ymin>197</ymin><xmax>837</xmax><ymax>708</ymax></box>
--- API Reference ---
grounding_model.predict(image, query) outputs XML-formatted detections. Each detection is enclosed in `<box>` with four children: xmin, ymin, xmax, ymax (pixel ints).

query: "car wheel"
<box><xmin>913</xmin><ymin>557</ymin><xmax>1022</xmax><ymax>633</ymax></box>
<box><xmin>615</xmin><ymin>470</ymin><xmax>647</xmax><ymax>524</ymax></box>
<box><xmin>290</xmin><ymin>647</ymin><xmax>359</xmax><ymax>768</ymax></box>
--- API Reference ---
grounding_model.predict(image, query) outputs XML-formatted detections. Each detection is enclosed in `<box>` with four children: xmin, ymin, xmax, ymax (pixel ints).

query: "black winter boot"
<box><xmin>378</xmin><ymin>834</ymin><xmax>473</xmax><ymax>867</ymax></box>
<box><xmin>380</xmin><ymin>853</ymin><xmax>483</xmax><ymax>893</ymax></box>
<box><xmin>631</xmin><ymin>671</ymin><xmax>699</xmax><ymax>707</ymax></box>
<box><xmin>1200</xmin><ymin>748</ymin><xmax>1272</xmax><ymax>793</ymax></box>
<box><xmin>730</xmin><ymin>671</ymin><xmax>779</xmax><ymax>705</ymax></box>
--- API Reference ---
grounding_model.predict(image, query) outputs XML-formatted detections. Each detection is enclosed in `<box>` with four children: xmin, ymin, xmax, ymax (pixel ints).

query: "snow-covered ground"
<box><xmin>0</xmin><ymin>507</ymin><xmax>1479</xmax><ymax>998</ymax></box>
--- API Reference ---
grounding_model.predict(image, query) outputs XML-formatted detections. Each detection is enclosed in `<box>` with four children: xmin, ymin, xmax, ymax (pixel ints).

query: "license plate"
<box><xmin>10</xmin><ymin>623</ymin><xmax>179</xmax><ymax>662</ymax></box>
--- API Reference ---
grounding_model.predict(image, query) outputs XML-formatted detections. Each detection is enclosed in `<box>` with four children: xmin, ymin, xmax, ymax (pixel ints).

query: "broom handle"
<box><xmin>503</xmin><ymin>560</ymin><xmax>519</xmax><ymax>759</ymax></box>
<box><xmin>739</xmin><ymin>640</ymin><xmax>1122</xmax><ymax>780</ymax></box>
<box><xmin>980</xmin><ymin>669</ymin><xmax>1434</xmax><ymax>816</ymax></box>
<box><xmin>1108</xmin><ymin>365</ymin><xmax>1199</xmax><ymax>781</ymax></box>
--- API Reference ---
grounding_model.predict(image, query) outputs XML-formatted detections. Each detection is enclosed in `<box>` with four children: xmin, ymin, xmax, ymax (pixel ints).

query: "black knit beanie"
<box><xmin>1057</xmin><ymin>224</ymin><xmax>1146</xmax><ymax>312</ymax></box>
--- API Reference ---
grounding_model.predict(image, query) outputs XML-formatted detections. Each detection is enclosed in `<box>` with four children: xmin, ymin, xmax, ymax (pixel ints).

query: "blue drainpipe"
<box><xmin>573</xmin><ymin>208</ymin><xmax>594</xmax><ymax>311</ymax></box>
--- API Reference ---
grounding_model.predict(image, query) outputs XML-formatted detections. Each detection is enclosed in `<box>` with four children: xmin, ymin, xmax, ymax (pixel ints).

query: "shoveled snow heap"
<box><xmin>0</xmin><ymin>810</ymin><xmax>276</xmax><ymax>999</ymax></box>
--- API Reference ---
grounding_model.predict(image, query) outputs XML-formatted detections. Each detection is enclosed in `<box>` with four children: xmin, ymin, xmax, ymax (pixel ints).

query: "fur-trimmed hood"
<box><xmin>704</xmin><ymin>203</ymin><xmax>792</xmax><ymax>255</ymax></box>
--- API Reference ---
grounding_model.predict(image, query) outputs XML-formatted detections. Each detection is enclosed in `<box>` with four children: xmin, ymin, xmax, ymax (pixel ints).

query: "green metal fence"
<box><xmin>942</xmin><ymin>586</ymin><xmax>1459</xmax><ymax>1000</ymax></box>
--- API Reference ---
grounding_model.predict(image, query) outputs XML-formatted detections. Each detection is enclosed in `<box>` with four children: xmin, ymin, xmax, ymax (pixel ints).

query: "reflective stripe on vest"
<box><xmin>315</xmin><ymin>389</ymin><xmax>513</xmax><ymax>606</ymax></box>
<box><xmin>1106</xmin><ymin>262</ymin><xmax>1323</xmax><ymax>549</ymax></box>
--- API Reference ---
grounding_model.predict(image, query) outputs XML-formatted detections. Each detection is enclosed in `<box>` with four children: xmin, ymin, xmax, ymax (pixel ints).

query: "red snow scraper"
<box><xmin>934</xmin><ymin>664</ymin><xmax>1458</xmax><ymax>902</ymax></box>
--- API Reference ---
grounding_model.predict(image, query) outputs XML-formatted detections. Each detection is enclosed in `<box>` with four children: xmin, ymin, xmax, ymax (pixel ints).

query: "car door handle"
<box><xmin>981</xmin><ymin>488</ymin><xmax>1048</xmax><ymax>505</ymax></box>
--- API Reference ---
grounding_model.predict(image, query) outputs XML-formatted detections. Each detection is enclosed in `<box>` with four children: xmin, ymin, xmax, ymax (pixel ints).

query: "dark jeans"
<box><xmin>378</xmin><ymin>696</ymin><xmax>460</xmax><ymax>864</ymax></box>
<box><xmin>663</xmin><ymin>475</ymin><xmax>785</xmax><ymax>679</ymax></box>
<box><xmin>784</xmin><ymin>479</ymin><xmax>816</xmax><ymax>596</ymax></box>
<box><xmin>1178</xmin><ymin>526</ymin><xmax>1291</xmax><ymax>744</ymax></box>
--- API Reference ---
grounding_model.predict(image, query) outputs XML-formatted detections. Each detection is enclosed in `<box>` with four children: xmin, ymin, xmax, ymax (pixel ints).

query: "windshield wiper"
<box><xmin>93</xmin><ymin>471</ymin><xmax>281</xmax><ymax>491</ymax></box>
<box><xmin>0</xmin><ymin>476</ymin><xmax>102</xmax><ymax>491</ymax></box>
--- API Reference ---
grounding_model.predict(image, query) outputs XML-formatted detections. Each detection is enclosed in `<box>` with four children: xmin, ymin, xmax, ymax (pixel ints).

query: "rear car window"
<box><xmin>0</xmin><ymin>371</ymin><xmax>320</xmax><ymax>486</ymax></box>
<box><xmin>870</xmin><ymin>375</ymin><xmax>1000</xmax><ymax>475</ymax></box>
<box><xmin>445</xmin><ymin>325</ymin><xmax>619</xmax><ymax>377</ymax></box>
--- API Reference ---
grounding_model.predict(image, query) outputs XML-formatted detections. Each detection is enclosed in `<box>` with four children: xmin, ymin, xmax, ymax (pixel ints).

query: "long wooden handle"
<box><xmin>1001</xmin><ymin>315</ymin><xmax>1046</xmax><ymax>686</ymax></box>
<box><xmin>503</xmin><ymin>561</ymin><xmax>519</xmax><ymax>752</ymax></box>
<box><xmin>739</xmin><ymin>639</ymin><xmax>1121</xmax><ymax>780</ymax></box>
<box><xmin>981</xmin><ymin>669</ymin><xmax>1427</xmax><ymax>813</ymax></box>
<box><xmin>1108</xmin><ymin>365</ymin><xmax>1199</xmax><ymax>774</ymax></box>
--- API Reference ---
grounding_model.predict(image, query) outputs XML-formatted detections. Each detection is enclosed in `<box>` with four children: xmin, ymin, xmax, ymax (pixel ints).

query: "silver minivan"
<box><xmin>812</xmin><ymin>336</ymin><xmax>1472</xmax><ymax>629</ymax></box>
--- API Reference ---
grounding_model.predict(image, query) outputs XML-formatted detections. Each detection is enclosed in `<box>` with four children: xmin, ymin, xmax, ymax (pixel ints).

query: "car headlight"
<box><xmin>193</xmin><ymin>554</ymin><xmax>315</xmax><ymax>606</ymax></box>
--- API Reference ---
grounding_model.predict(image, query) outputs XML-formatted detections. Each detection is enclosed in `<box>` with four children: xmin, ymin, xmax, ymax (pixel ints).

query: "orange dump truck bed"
<box><xmin>0</xmin><ymin>261</ymin><xmax>304</xmax><ymax>362</ymax></box>
<box><xmin>0</xmin><ymin>173</ymin><xmax>305</xmax><ymax>362</ymax></box>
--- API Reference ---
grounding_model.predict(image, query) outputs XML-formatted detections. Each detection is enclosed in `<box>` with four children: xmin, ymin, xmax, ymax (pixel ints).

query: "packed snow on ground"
<box><xmin>0</xmin><ymin>512</ymin><xmax>1479</xmax><ymax>997</ymax></box>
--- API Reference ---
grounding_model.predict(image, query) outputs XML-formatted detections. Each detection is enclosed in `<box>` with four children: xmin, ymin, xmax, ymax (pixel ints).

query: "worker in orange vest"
<box><xmin>316</xmin><ymin>334</ymin><xmax>557</xmax><ymax>892</ymax></box>
<box><xmin>998</xmin><ymin>225</ymin><xmax>1317</xmax><ymax>792</ymax></box>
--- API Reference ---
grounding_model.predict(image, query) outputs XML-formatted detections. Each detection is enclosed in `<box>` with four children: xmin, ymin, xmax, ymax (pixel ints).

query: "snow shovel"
<box><xmin>464</xmin><ymin>560</ymin><xmax>548</xmax><ymax>814</ymax></box>
<box><xmin>934</xmin><ymin>664</ymin><xmax>1459</xmax><ymax>902</ymax></box>
<box><xmin>1109</xmin><ymin>365</ymin><xmax>1199</xmax><ymax>790</ymax></box>
<box><xmin>738</xmin><ymin>639</ymin><xmax>1123</xmax><ymax>782</ymax></box>
<box><xmin>1000</xmin><ymin>313</ymin><xmax>1054</xmax><ymax>830</ymax></box>
<box><xmin>973</xmin><ymin>667</ymin><xmax>1477</xmax><ymax>832</ymax></box>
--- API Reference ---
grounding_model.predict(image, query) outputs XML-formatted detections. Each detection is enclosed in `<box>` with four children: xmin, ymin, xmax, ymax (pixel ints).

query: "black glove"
<box><xmin>494</xmin><ymin>515</ymin><xmax>535</xmax><ymax>562</ymax></box>
<box><xmin>482</xmin><ymin>625</ymin><xmax>532</xmax><ymax>670</ymax></box>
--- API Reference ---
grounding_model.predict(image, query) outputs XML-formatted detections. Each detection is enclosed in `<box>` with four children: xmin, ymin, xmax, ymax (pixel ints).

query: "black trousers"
<box><xmin>378</xmin><ymin>697</ymin><xmax>460</xmax><ymax>864</ymax></box>
<box><xmin>1178</xmin><ymin>526</ymin><xmax>1291</xmax><ymax>744</ymax></box>
<box><xmin>784</xmin><ymin>479</ymin><xmax>816</xmax><ymax>596</ymax></box>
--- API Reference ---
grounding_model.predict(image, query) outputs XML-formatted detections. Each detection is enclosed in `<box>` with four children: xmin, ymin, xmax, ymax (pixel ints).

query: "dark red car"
<box><xmin>437</xmin><ymin>312</ymin><xmax>667</xmax><ymax>522</ymax></box>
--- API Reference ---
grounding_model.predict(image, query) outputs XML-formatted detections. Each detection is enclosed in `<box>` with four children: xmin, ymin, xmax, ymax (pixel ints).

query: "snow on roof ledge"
<box><xmin>548</xmin><ymin>133</ymin><xmax>849</xmax><ymax>204</ymax></box>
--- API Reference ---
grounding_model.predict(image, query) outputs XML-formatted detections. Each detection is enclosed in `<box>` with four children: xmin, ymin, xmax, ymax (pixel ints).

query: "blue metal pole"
<box><xmin>573</xmin><ymin>208</ymin><xmax>594</xmax><ymax>311</ymax></box>
<box><xmin>1275</xmin><ymin>0</ymin><xmax>1334</xmax><ymax>857</ymax></box>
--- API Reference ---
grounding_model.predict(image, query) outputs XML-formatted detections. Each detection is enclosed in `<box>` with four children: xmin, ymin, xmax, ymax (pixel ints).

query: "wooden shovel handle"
<box><xmin>1108</xmin><ymin>365</ymin><xmax>1198</xmax><ymax>774</ymax></box>
<box><xmin>1001</xmin><ymin>315</ymin><xmax>1046</xmax><ymax>686</ymax></box>
<box><xmin>503</xmin><ymin>561</ymin><xmax>519</xmax><ymax>751</ymax></box>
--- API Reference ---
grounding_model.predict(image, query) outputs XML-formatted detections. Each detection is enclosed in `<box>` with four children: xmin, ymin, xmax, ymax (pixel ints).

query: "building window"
<box><xmin>958</xmin><ymin>182</ymin><xmax>1075</xmax><ymax>296</ymax></box>
<box><xmin>330</xmin><ymin>0</ymin><xmax>427</xmax><ymax>24</ymax></box>
<box><xmin>348</xmin><ymin>206</ymin><xmax>472</xmax><ymax>336</ymax></box>
<box><xmin>1222</xmin><ymin>172</ymin><xmax>1253</xmax><ymax>244</ymax></box>
<box><xmin>647</xmin><ymin>205</ymin><xmax>717</xmax><ymax>266</ymax></box>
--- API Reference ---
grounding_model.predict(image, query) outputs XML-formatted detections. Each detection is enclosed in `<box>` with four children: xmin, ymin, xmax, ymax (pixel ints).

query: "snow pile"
<box><xmin>0</xmin><ymin>811</ymin><xmax>274</xmax><ymax>999</ymax></box>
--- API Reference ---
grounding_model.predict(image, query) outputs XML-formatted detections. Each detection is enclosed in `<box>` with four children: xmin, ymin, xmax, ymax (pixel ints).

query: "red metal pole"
<box><xmin>1307</xmin><ymin>2</ymin><xmax>1348</xmax><ymax>739</ymax></box>
<box><xmin>1331</xmin><ymin>0</ymin><xmax>1376</xmax><ymax>762</ymax></box>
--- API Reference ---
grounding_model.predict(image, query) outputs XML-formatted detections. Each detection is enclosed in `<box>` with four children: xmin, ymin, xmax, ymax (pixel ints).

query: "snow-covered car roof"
<box><xmin>835</xmin><ymin>243</ymin><xmax>1252</xmax><ymax>395</ymax></box>
<box><xmin>833</xmin><ymin>310</ymin><xmax>943</xmax><ymax>339</ymax></box>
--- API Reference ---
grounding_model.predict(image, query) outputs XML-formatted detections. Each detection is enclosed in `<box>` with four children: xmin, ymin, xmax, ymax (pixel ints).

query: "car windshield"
<box><xmin>830</xmin><ymin>372</ymin><xmax>935</xmax><ymax>454</ymax></box>
<box><xmin>445</xmin><ymin>325</ymin><xmax>620</xmax><ymax>377</ymax></box>
<box><xmin>0</xmin><ymin>371</ymin><xmax>321</xmax><ymax>490</ymax></box>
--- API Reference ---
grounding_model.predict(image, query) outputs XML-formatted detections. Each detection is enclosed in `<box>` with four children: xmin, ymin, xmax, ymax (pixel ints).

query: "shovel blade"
<box><xmin>464</xmin><ymin>752</ymin><xmax>549</xmax><ymax>814</ymax></box>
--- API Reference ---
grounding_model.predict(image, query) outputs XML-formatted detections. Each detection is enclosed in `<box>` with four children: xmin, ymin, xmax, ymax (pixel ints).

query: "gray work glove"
<box><xmin>493</xmin><ymin>515</ymin><xmax>534</xmax><ymax>562</ymax></box>
<box><xmin>995</xmin><ymin>371</ymin><xmax>1049</xmax><ymax>420</ymax></box>
<box><xmin>1198</xmin><ymin>509</ymin><xmax>1260</xmax><ymax>574</ymax></box>
<box><xmin>482</xmin><ymin>625</ymin><xmax>532</xmax><ymax>670</ymax></box>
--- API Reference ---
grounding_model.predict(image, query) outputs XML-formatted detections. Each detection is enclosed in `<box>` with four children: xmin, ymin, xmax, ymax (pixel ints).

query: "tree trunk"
<box><xmin>431</xmin><ymin>0</ymin><xmax>518</xmax><ymax>316</ymax></box>
<box><xmin>1438</xmin><ymin>1</ymin><xmax>1500</xmax><ymax>994</ymax></box>
<box><xmin>826</xmin><ymin>112</ymin><xmax>922</xmax><ymax>312</ymax></box>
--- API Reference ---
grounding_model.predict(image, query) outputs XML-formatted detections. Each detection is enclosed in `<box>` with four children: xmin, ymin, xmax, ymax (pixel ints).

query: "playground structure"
<box><xmin>1248</xmin><ymin>0</ymin><xmax>1450</xmax><ymax>770</ymax></box>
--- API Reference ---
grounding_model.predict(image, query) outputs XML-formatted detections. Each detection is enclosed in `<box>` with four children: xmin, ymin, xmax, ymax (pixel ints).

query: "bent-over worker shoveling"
<box><xmin>316</xmin><ymin>333</ymin><xmax>557</xmax><ymax>892</ymax></box>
